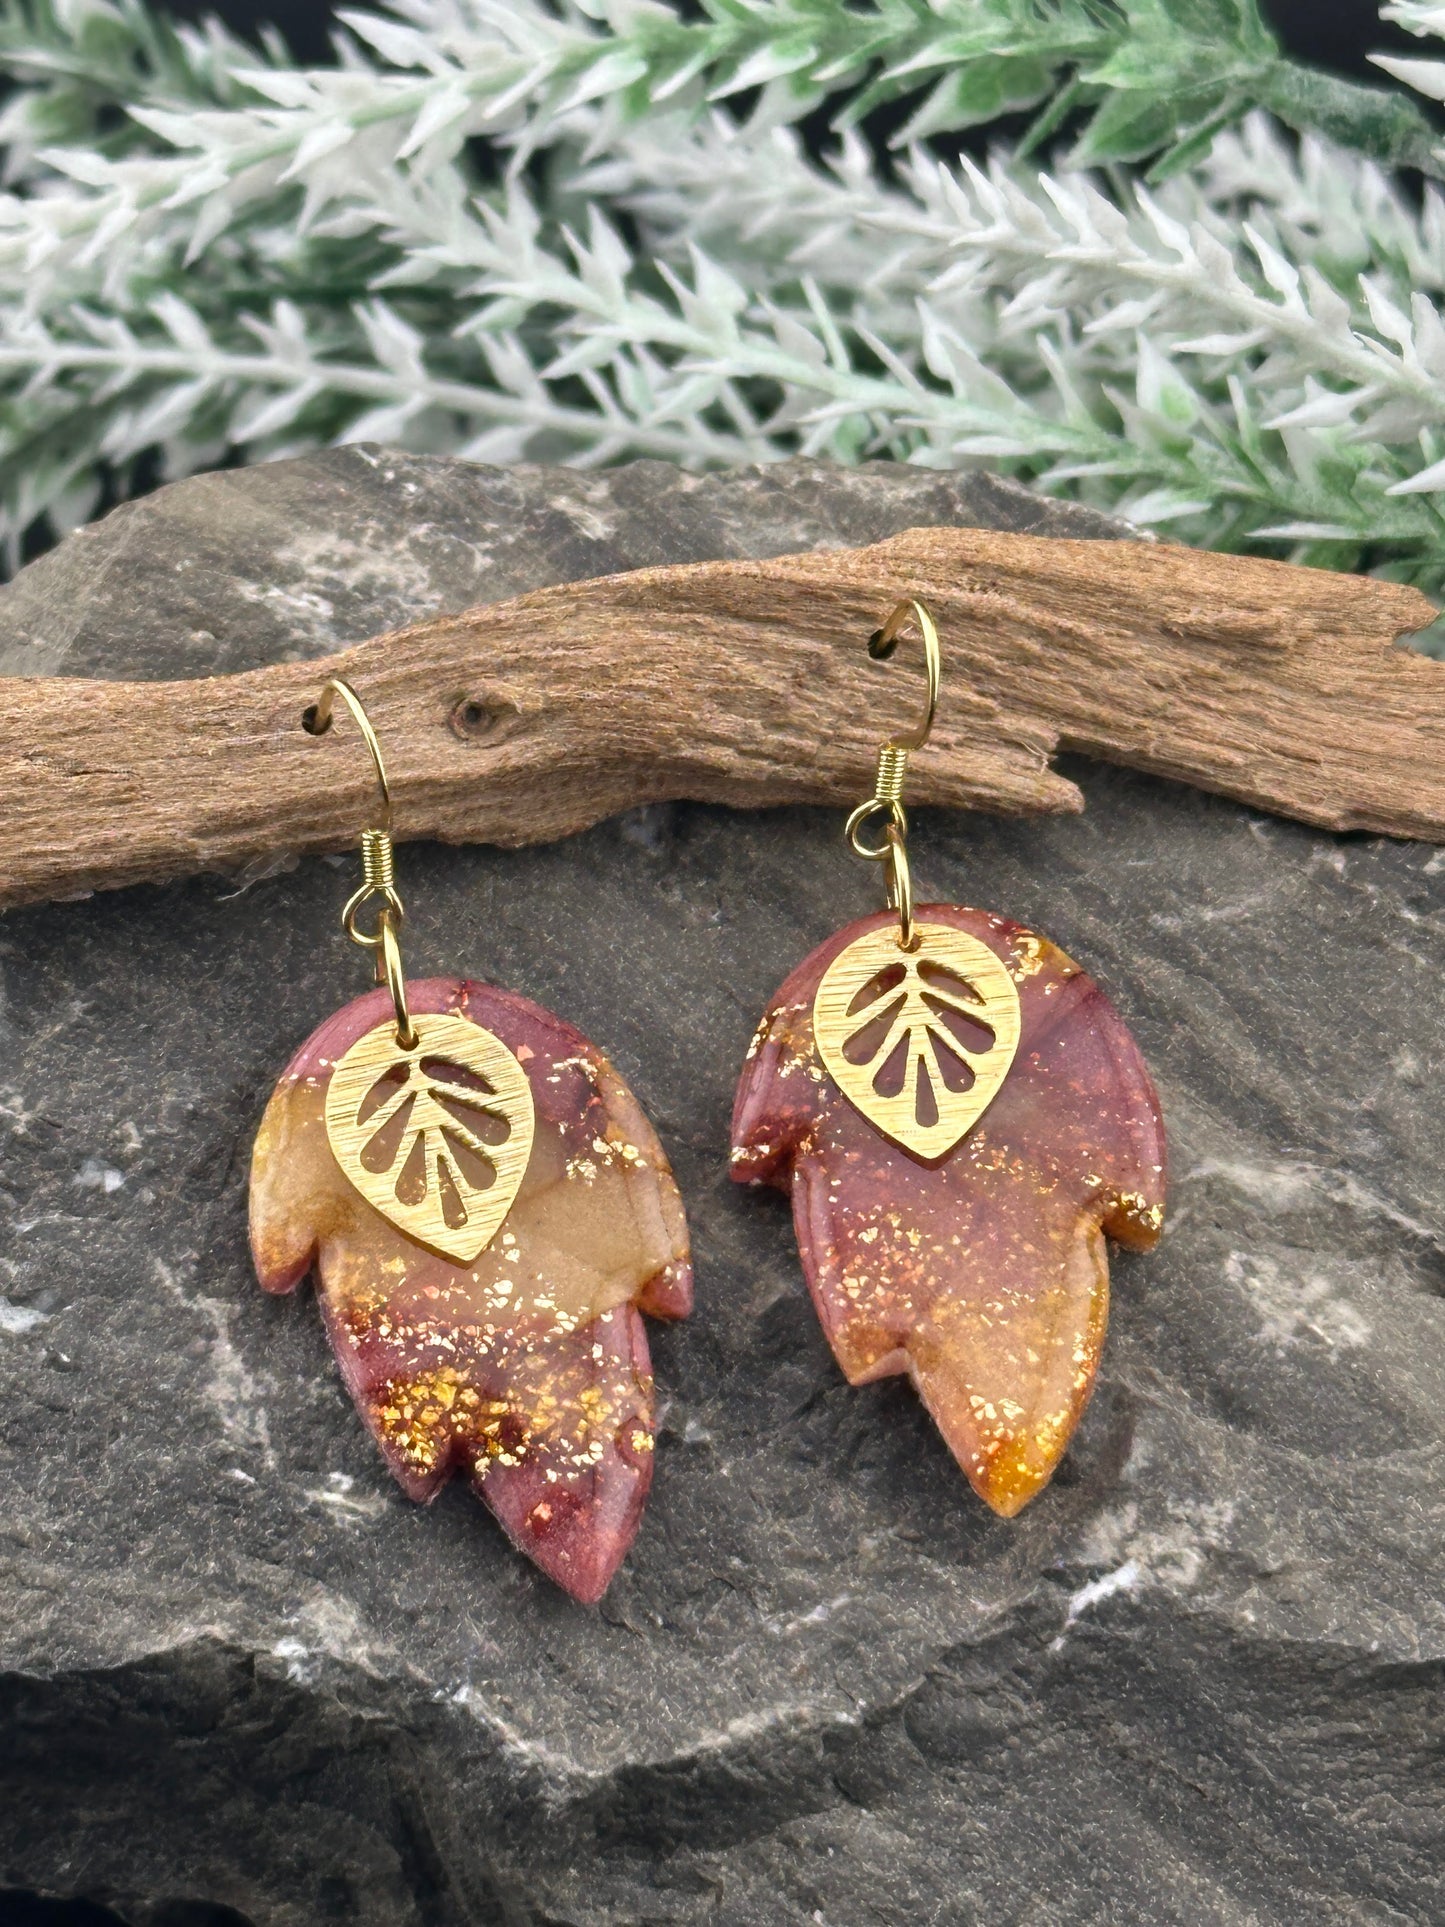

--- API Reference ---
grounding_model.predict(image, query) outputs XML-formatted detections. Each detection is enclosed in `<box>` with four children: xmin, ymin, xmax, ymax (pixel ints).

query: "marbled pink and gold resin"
<box><xmin>251</xmin><ymin>977</ymin><xmax>691</xmax><ymax>1603</ymax></box>
<box><xmin>732</xmin><ymin>906</ymin><xmax>1164</xmax><ymax>1516</ymax></box>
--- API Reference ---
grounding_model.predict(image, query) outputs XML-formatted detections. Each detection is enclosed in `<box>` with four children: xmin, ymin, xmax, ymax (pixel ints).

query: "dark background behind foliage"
<box><xmin>149</xmin><ymin>0</ymin><xmax>1425</xmax><ymax>85</ymax></box>
<box><xmin>0</xmin><ymin>1</ymin><xmax>1426</xmax><ymax>1925</ymax></box>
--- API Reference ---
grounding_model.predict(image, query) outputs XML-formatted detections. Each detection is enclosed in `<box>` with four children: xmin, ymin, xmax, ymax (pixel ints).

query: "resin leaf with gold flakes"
<box><xmin>732</xmin><ymin>906</ymin><xmax>1165</xmax><ymax>1517</ymax></box>
<box><xmin>251</xmin><ymin>977</ymin><xmax>692</xmax><ymax>1604</ymax></box>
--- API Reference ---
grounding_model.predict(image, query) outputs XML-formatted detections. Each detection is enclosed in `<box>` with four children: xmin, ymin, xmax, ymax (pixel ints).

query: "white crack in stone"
<box><xmin>1148</xmin><ymin>886</ymin><xmax>1279</xmax><ymax>930</ymax></box>
<box><xmin>1224</xmin><ymin>1250</ymin><xmax>1371</xmax><ymax>1354</ymax></box>
<box><xmin>271</xmin><ymin>1591</ymin><xmax>381</xmax><ymax>1684</ymax></box>
<box><xmin>1052</xmin><ymin>1498</ymin><xmax>1239</xmax><ymax>1649</ymax></box>
<box><xmin>1189</xmin><ymin>1152</ymin><xmax>1442</xmax><ymax>1251</ymax></box>
<box><xmin>304</xmin><ymin>1471</ymin><xmax>390</xmax><ymax>1525</ymax></box>
<box><xmin>0</xmin><ymin>1295</ymin><xmax>48</xmax><ymax>1336</ymax></box>
<box><xmin>1056</xmin><ymin>1560</ymin><xmax>1142</xmax><ymax>1645</ymax></box>
<box><xmin>1085</xmin><ymin>1498</ymin><xmax>1237</xmax><ymax>1590</ymax></box>
<box><xmin>74</xmin><ymin>1156</ymin><xmax>126</xmax><ymax>1193</ymax></box>
<box><xmin>547</xmin><ymin>493</ymin><xmax>614</xmax><ymax>541</ymax></box>
<box><xmin>265</xmin><ymin>524</ymin><xmax>478</xmax><ymax>626</ymax></box>
<box><xmin>152</xmin><ymin>1255</ymin><xmax>275</xmax><ymax>1464</ymax></box>
<box><xmin>764</xmin><ymin>1593</ymin><xmax>855</xmax><ymax>1637</ymax></box>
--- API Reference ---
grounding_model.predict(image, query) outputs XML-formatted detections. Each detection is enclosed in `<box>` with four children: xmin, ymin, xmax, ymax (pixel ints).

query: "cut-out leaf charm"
<box><xmin>324</xmin><ymin>1011</ymin><xmax>534</xmax><ymax>1262</ymax></box>
<box><xmin>251</xmin><ymin>979</ymin><xmax>692</xmax><ymax>1603</ymax></box>
<box><xmin>813</xmin><ymin>922</ymin><xmax>1021</xmax><ymax>1160</ymax></box>
<box><xmin>734</xmin><ymin>907</ymin><xmax>1165</xmax><ymax>1518</ymax></box>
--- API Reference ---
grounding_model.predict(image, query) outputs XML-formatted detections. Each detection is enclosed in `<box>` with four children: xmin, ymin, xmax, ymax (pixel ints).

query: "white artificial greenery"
<box><xmin>0</xmin><ymin>0</ymin><xmax>1442</xmax><ymax>610</ymax></box>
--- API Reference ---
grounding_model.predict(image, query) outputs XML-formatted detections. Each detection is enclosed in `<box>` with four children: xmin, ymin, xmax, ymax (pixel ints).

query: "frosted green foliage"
<box><xmin>0</xmin><ymin>0</ymin><xmax>1439</xmax><ymax>608</ymax></box>
<box><xmin>0</xmin><ymin>0</ymin><xmax>1433</xmax><ymax>179</ymax></box>
<box><xmin>1375</xmin><ymin>5</ymin><xmax>1445</xmax><ymax>125</ymax></box>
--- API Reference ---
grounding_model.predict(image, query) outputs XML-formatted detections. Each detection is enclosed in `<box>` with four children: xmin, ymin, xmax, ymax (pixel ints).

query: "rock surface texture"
<box><xmin>0</xmin><ymin>451</ymin><xmax>1442</xmax><ymax>1927</ymax></box>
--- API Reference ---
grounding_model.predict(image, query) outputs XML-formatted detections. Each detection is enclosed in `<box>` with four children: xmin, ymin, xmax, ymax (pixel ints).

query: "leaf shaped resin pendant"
<box><xmin>252</xmin><ymin>977</ymin><xmax>692</xmax><ymax>1603</ymax></box>
<box><xmin>732</xmin><ymin>907</ymin><xmax>1165</xmax><ymax>1517</ymax></box>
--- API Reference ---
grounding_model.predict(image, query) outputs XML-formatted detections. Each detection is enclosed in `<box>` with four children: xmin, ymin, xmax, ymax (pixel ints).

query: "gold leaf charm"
<box><xmin>324</xmin><ymin>1012</ymin><xmax>535</xmax><ymax>1262</ymax></box>
<box><xmin>813</xmin><ymin>922</ymin><xmax>1021</xmax><ymax>1160</ymax></box>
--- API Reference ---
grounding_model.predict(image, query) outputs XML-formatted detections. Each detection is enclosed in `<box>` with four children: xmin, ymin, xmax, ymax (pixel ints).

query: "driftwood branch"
<box><xmin>1</xmin><ymin>526</ymin><xmax>1441</xmax><ymax>910</ymax></box>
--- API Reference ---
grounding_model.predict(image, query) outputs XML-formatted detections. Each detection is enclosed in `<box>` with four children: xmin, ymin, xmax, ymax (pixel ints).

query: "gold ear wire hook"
<box><xmin>306</xmin><ymin>677</ymin><xmax>416</xmax><ymax>1049</ymax></box>
<box><xmin>867</xmin><ymin>598</ymin><xmax>940</xmax><ymax>753</ymax></box>
<box><xmin>844</xmin><ymin>599</ymin><xmax>941</xmax><ymax>952</ymax></box>
<box><xmin>310</xmin><ymin>677</ymin><xmax>394</xmax><ymax>831</ymax></box>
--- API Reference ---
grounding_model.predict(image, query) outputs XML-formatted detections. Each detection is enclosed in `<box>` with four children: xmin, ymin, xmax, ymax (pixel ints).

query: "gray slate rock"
<box><xmin>0</xmin><ymin>449</ymin><xmax>1130</xmax><ymax>680</ymax></box>
<box><xmin>0</xmin><ymin>451</ymin><xmax>1442</xmax><ymax>1927</ymax></box>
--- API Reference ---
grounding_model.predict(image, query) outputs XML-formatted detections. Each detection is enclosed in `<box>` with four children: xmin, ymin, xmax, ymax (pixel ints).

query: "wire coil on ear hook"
<box><xmin>306</xmin><ymin>677</ymin><xmax>416</xmax><ymax>1049</ymax></box>
<box><xmin>842</xmin><ymin>599</ymin><xmax>941</xmax><ymax>950</ymax></box>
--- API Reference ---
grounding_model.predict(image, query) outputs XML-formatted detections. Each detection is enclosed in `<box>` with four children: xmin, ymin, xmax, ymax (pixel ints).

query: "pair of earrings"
<box><xmin>250</xmin><ymin>602</ymin><xmax>1166</xmax><ymax>1604</ymax></box>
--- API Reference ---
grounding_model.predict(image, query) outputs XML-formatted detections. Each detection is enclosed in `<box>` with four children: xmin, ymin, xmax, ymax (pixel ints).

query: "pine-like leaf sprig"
<box><xmin>0</xmin><ymin>0</ymin><xmax>1440</xmax><ymax>604</ymax></box>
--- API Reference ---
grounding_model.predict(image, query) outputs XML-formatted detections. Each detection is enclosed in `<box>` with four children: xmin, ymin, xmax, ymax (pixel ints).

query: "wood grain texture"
<box><xmin>0</xmin><ymin>525</ymin><xmax>1440</xmax><ymax>908</ymax></box>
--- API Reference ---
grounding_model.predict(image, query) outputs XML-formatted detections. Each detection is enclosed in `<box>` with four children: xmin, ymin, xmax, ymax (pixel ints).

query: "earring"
<box><xmin>731</xmin><ymin>603</ymin><xmax>1164</xmax><ymax>1517</ymax></box>
<box><xmin>249</xmin><ymin>680</ymin><xmax>692</xmax><ymax>1603</ymax></box>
